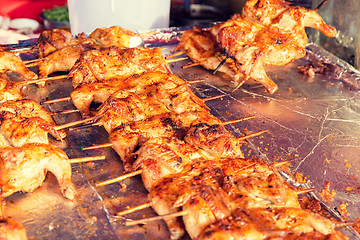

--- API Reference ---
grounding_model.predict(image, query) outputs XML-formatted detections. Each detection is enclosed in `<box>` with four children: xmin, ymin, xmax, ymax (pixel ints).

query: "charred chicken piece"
<box><xmin>69</xmin><ymin>49</ymin><xmax>147</xmax><ymax>88</ymax></box>
<box><xmin>110</xmin><ymin>111</ymin><xmax>243</xmax><ymax>170</ymax></box>
<box><xmin>0</xmin><ymin>51</ymin><xmax>37</xmax><ymax>80</ymax></box>
<box><xmin>0</xmin><ymin>143</ymin><xmax>76</xmax><ymax>200</ymax></box>
<box><xmin>89</xmin><ymin>26</ymin><xmax>141</xmax><ymax>48</ymax></box>
<box><xmin>216</xmin><ymin>3</ymin><xmax>336</xmax><ymax>94</ymax></box>
<box><xmin>132</xmin><ymin>137</ymin><xmax>213</xmax><ymax>191</ymax></box>
<box><xmin>175</xmin><ymin>25</ymin><xmax>243</xmax><ymax>83</ymax></box>
<box><xmin>37</xmin><ymin>43</ymin><xmax>98</xmax><ymax>78</ymax></box>
<box><xmin>0</xmin><ymin>100</ymin><xmax>66</xmax><ymax>146</ymax></box>
<box><xmin>70</xmin><ymin>72</ymin><xmax>186</xmax><ymax>116</ymax></box>
<box><xmin>96</xmin><ymin>81</ymin><xmax>209</xmax><ymax>132</ymax></box>
<box><xmin>0</xmin><ymin>73</ymin><xmax>25</xmax><ymax>103</ymax></box>
<box><xmin>198</xmin><ymin>207</ymin><xmax>346</xmax><ymax>240</ymax></box>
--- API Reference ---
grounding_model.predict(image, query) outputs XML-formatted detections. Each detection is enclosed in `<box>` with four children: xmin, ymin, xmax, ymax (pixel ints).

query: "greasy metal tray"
<box><xmin>3</xmin><ymin>28</ymin><xmax>360</xmax><ymax>239</ymax></box>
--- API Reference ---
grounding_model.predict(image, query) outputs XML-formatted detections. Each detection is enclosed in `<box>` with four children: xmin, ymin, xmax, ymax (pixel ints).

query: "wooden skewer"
<box><xmin>42</xmin><ymin>97</ymin><xmax>71</xmax><ymax>104</ymax></box>
<box><xmin>296</xmin><ymin>187</ymin><xmax>324</xmax><ymax>195</ymax></box>
<box><xmin>53</xmin><ymin>115</ymin><xmax>101</xmax><ymax>131</ymax></box>
<box><xmin>50</xmin><ymin>109</ymin><xmax>80</xmax><ymax>116</ymax></box>
<box><xmin>186</xmin><ymin>79</ymin><xmax>206</xmax><ymax>84</ymax></box>
<box><xmin>5</xmin><ymin>46</ymin><xmax>36</xmax><ymax>53</ymax></box>
<box><xmin>238</xmin><ymin>130</ymin><xmax>268</xmax><ymax>141</ymax></box>
<box><xmin>116</xmin><ymin>202</ymin><xmax>153</xmax><ymax>217</ymax></box>
<box><xmin>182</xmin><ymin>62</ymin><xmax>200</xmax><ymax>69</ymax></box>
<box><xmin>272</xmin><ymin>158</ymin><xmax>298</xmax><ymax>168</ymax></box>
<box><xmin>165</xmin><ymin>57</ymin><xmax>188</xmax><ymax>64</ymax></box>
<box><xmin>165</xmin><ymin>51</ymin><xmax>186</xmax><ymax>59</ymax></box>
<box><xmin>335</xmin><ymin>221</ymin><xmax>360</xmax><ymax>229</ymax></box>
<box><xmin>125</xmin><ymin>210</ymin><xmax>188</xmax><ymax>226</ymax></box>
<box><xmin>96</xmin><ymin>170</ymin><xmax>143</xmax><ymax>187</ymax></box>
<box><xmin>202</xmin><ymin>93</ymin><xmax>230</xmax><ymax>102</ymax></box>
<box><xmin>314</xmin><ymin>0</ymin><xmax>328</xmax><ymax>11</ymax></box>
<box><xmin>223</xmin><ymin>116</ymin><xmax>256</xmax><ymax>125</ymax></box>
<box><xmin>24</xmin><ymin>74</ymin><xmax>68</xmax><ymax>85</ymax></box>
<box><xmin>69</xmin><ymin>155</ymin><xmax>106</xmax><ymax>164</ymax></box>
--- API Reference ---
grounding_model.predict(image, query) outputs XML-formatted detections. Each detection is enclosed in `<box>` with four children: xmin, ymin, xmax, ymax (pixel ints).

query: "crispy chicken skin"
<box><xmin>216</xmin><ymin>2</ymin><xmax>336</xmax><ymax>94</ymax></box>
<box><xmin>198</xmin><ymin>207</ymin><xmax>346</xmax><ymax>240</ymax></box>
<box><xmin>89</xmin><ymin>26</ymin><xmax>140</xmax><ymax>48</ymax></box>
<box><xmin>0</xmin><ymin>51</ymin><xmax>37</xmax><ymax>80</ymax></box>
<box><xmin>0</xmin><ymin>74</ymin><xmax>24</xmax><ymax>103</ymax></box>
<box><xmin>69</xmin><ymin>49</ymin><xmax>147</xmax><ymax>88</ymax></box>
<box><xmin>36</xmin><ymin>29</ymin><xmax>76</xmax><ymax>58</ymax></box>
<box><xmin>70</xmin><ymin>72</ymin><xmax>187</xmax><ymax>116</ymax></box>
<box><xmin>175</xmin><ymin>25</ymin><xmax>243</xmax><ymax>83</ymax></box>
<box><xmin>0</xmin><ymin>143</ymin><xmax>76</xmax><ymax>200</ymax></box>
<box><xmin>110</xmin><ymin>111</ymin><xmax>243</xmax><ymax>170</ymax></box>
<box><xmin>0</xmin><ymin>100</ymin><xmax>66</xmax><ymax>146</ymax></box>
<box><xmin>96</xmin><ymin>82</ymin><xmax>209</xmax><ymax>132</ymax></box>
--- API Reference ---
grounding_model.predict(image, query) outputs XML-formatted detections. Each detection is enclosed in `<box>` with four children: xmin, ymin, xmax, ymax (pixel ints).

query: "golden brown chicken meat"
<box><xmin>0</xmin><ymin>100</ymin><xmax>66</xmax><ymax>147</ymax></box>
<box><xmin>70</xmin><ymin>72</ymin><xmax>186</xmax><ymax>116</ymax></box>
<box><xmin>0</xmin><ymin>143</ymin><xmax>76</xmax><ymax>200</ymax></box>
<box><xmin>89</xmin><ymin>26</ymin><xmax>142</xmax><ymax>48</ymax></box>
<box><xmin>0</xmin><ymin>73</ymin><xmax>25</xmax><ymax>103</ymax></box>
<box><xmin>175</xmin><ymin>25</ymin><xmax>243</xmax><ymax>83</ymax></box>
<box><xmin>0</xmin><ymin>51</ymin><xmax>37</xmax><ymax>80</ymax></box>
<box><xmin>69</xmin><ymin>49</ymin><xmax>147</xmax><ymax>88</ymax></box>
<box><xmin>96</xmin><ymin>82</ymin><xmax>209</xmax><ymax>132</ymax></box>
<box><xmin>198</xmin><ymin>207</ymin><xmax>346</xmax><ymax>240</ymax></box>
<box><xmin>215</xmin><ymin>3</ymin><xmax>336</xmax><ymax>94</ymax></box>
<box><xmin>110</xmin><ymin>111</ymin><xmax>243</xmax><ymax>170</ymax></box>
<box><xmin>37</xmin><ymin>43</ymin><xmax>97</xmax><ymax>78</ymax></box>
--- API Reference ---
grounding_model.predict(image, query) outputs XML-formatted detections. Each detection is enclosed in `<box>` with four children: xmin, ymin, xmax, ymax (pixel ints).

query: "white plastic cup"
<box><xmin>67</xmin><ymin>0</ymin><xmax>171</xmax><ymax>34</ymax></box>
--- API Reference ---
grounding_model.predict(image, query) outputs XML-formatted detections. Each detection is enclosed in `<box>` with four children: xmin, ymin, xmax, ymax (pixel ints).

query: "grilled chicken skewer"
<box><xmin>0</xmin><ymin>143</ymin><xmax>76</xmax><ymax>200</ymax></box>
<box><xmin>106</xmin><ymin>110</ymin><xmax>244</xmax><ymax>171</ymax></box>
<box><xmin>0</xmin><ymin>50</ymin><xmax>38</xmax><ymax>80</ymax></box>
<box><xmin>198</xmin><ymin>207</ymin><xmax>346</xmax><ymax>240</ymax></box>
<box><xmin>0</xmin><ymin>100</ymin><xmax>66</xmax><ymax>147</ymax></box>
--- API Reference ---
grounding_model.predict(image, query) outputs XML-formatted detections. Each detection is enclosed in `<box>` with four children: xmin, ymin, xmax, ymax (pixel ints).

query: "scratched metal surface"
<box><xmin>2</xmin><ymin>31</ymin><xmax>360</xmax><ymax>239</ymax></box>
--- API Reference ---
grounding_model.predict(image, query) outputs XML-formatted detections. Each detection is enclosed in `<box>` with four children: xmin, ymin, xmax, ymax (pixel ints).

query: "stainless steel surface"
<box><xmin>3</xmin><ymin>31</ymin><xmax>360</xmax><ymax>239</ymax></box>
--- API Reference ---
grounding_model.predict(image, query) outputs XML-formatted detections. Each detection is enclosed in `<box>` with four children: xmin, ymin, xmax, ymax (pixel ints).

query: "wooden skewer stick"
<box><xmin>296</xmin><ymin>187</ymin><xmax>324</xmax><ymax>195</ymax></box>
<box><xmin>273</xmin><ymin>158</ymin><xmax>299</xmax><ymax>168</ymax></box>
<box><xmin>53</xmin><ymin>115</ymin><xmax>101</xmax><ymax>131</ymax></box>
<box><xmin>6</xmin><ymin>46</ymin><xmax>36</xmax><ymax>53</ymax></box>
<box><xmin>335</xmin><ymin>221</ymin><xmax>360</xmax><ymax>229</ymax></box>
<box><xmin>69</xmin><ymin>155</ymin><xmax>106</xmax><ymax>164</ymax></box>
<box><xmin>24</xmin><ymin>58</ymin><xmax>42</xmax><ymax>64</ymax></box>
<box><xmin>182</xmin><ymin>62</ymin><xmax>200</xmax><ymax>69</ymax></box>
<box><xmin>50</xmin><ymin>109</ymin><xmax>80</xmax><ymax>116</ymax></box>
<box><xmin>315</xmin><ymin>0</ymin><xmax>328</xmax><ymax>11</ymax></box>
<box><xmin>82</xmin><ymin>142</ymin><xmax>112</xmax><ymax>151</ymax></box>
<box><xmin>165</xmin><ymin>57</ymin><xmax>188</xmax><ymax>64</ymax></box>
<box><xmin>96</xmin><ymin>170</ymin><xmax>143</xmax><ymax>187</ymax></box>
<box><xmin>125</xmin><ymin>210</ymin><xmax>188</xmax><ymax>226</ymax></box>
<box><xmin>165</xmin><ymin>51</ymin><xmax>186</xmax><ymax>59</ymax></box>
<box><xmin>24</xmin><ymin>74</ymin><xmax>69</xmax><ymax>85</ymax></box>
<box><xmin>186</xmin><ymin>79</ymin><xmax>206</xmax><ymax>84</ymax></box>
<box><xmin>116</xmin><ymin>202</ymin><xmax>153</xmax><ymax>217</ymax></box>
<box><xmin>42</xmin><ymin>97</ymin><xmax>71</xmax><ymax>104</ymax></box>
<box><xmin>238</xmin><ymin>130</ymin><xmax>268</xmax><ymax>141</ymax></box>
<box><xmin>223</xmin><ymin>116</ymin><xmax>255</xmax><ymax>125</ymax></box>
<box><xmin>202</xmin><ymin>93</ymin><xmax>230</xmax><ymax>102</ymax></box>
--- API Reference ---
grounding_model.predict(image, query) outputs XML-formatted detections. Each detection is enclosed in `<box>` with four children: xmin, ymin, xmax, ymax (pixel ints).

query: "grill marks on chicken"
<box><xmin>110</xmin><ymin>111</ymin><xmax>244</xmax><ymax>171</ymax></box>
<box><xmin>198</xmin><ymin>207</ymin><xmax>345</xmax><ymax>240</ymax></box>
<box><xmin>0</xmin><ymin>100</ymin><xmax>66</xmax><ymax>147</ymax></box>
<box><xmin>70</xmin><ymin>72</ymin><xmax>187</xmax><ymax>116</ymax></box>
<box><xmin>0</xmin><ymin>143</ymin><xmax>76</xmax><ymax>200</ymax></box>
<box><xmin>0</xmin><ymin>51</ymin><xmax>38</xmax><ymax>80</ymax></box>
<box><xmin>69</xmin><ymin>47</ymin><xmax>171</xmax><ymax>88</ymax></box>
<box><xmin>176</xmin><ymin>0</ymin><xmax>336</xmax><ymax>93</ymax></box>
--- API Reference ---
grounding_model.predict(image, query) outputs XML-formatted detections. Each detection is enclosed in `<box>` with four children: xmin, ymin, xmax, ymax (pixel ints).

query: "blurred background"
<box><xmin>0</xmin><ymin>0</ymin><xmax>358</xmax><ymax>68</ymax></box>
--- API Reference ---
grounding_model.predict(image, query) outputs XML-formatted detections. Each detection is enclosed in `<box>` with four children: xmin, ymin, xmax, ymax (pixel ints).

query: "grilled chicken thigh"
<box><xmin>0</xmin><ymin>143</ymin><xmax>76</xmax><ymax>200</ymax></box>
